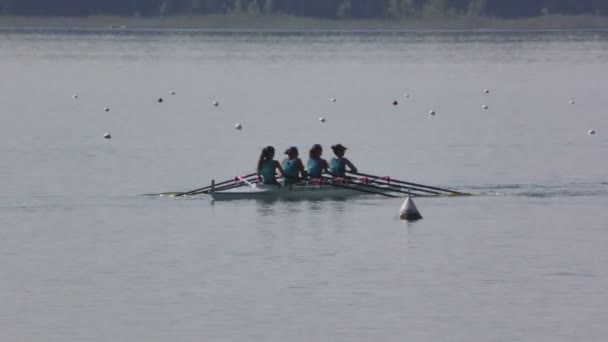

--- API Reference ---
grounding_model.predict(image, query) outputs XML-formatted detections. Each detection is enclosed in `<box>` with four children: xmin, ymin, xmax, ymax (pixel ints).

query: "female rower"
<box><xmin>257</xmin><ymin>146</ymin><xmax>284</xmax><ymax>185</ymax></box>
<box><xmin>282</xmin><ymin>146</ymin><xmax>307</xmax><ymax>185</ymax></box>
<box><xmin>306</xmin><ymin>144</ymin><xmax>329</xmax><ymax>179</ymax></box>
<box><xmin>329</xmin><ymin>144</ymin><xmax>358</xmax><ymax>177</ymax></box>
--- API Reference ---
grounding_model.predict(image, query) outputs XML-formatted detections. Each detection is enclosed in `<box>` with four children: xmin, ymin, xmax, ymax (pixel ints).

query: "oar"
<box><xmin>236</xmin><ymin>175</ymin><xmax>256</xmax><ymax>187</ymax></box>
<box><xmin>174</xmin><ymin>172</ymin><xmax>256</xmax><ymax>197</ymax></box>
<box><xmin>346</xmin><ymin>178</ymin><xmax>430</xmax><ymax>197</ymax></box>
<box><xmin>345</xmin><ymin>174</ymin><xmax>442</xmax><ymax>196</ymax></box>
<box><xmin>190</xmin><ymin>180</ymin><xmax>251</xmax><ymax>195</ymax></box>
<box><xmin>320</xmin><ymin>176</ymin><xmax>400</xmax><ymax>198</ymax></box>
<box><xmin>349</xmin><ymin>172</ymin><xmax>468</xmax><ymax>196</ymax></box>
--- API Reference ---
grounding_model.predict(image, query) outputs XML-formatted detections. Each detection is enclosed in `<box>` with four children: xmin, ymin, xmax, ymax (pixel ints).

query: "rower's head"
<box><xmin>331</xmin><ymin>144</ymin><xmax>347</xmax><ymax>157</ymax></box>
<box><xmin>310</xmin><ymin>144</ymin><xmax>323</xmax><ymax>159</ymax></box>
<box><xmin>260</xmin><ymin>146</ymin><xmax>275</xmax><ymax>161</ymax></box>
<box><xmin>285</xmin><ymin>146</ymin><xmax>299</xmax><ymax>159</ymax></box>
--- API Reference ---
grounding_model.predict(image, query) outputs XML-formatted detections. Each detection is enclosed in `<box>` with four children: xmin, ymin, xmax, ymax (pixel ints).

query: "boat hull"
<box><xmin>210</xmin><ymin>183</ymin><xmax>374</xmax><ymax>201</ymax></box>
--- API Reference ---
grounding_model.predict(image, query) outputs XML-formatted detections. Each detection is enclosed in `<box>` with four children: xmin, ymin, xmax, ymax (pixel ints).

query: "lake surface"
<box><xmin>1</xmin><ymin>28</ymin><xmax>608</xmax><ymax>341</ymax></box>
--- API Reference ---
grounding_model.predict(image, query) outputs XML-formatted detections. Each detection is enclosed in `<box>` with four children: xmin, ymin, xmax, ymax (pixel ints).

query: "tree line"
<box><xmin>1</xmin><ymin>0</ymin><xmax>606</xmax><ymax>18</ymax></box>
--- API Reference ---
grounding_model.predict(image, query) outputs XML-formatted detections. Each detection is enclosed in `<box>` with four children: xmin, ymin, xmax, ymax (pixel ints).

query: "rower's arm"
<box><xmin>345</xmin><ymin>158</ymin><xmax>358</xmax><ymax>173</ymax></box>
<box><xmin>297</xmin><ymin>159</ymin><xmax>307</xmax><ymax>179</ymax></box>
<box><xmin>322</xmin><ymin>159</ymin><xmax>329</xmax><ymax>174</ymax></box>
<box><xmin>275</xmin><ymin>161</ymin><xmax>285</xmax><ymax>177</ymax></box>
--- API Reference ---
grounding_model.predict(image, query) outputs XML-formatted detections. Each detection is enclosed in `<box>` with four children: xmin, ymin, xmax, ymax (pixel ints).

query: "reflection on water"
<box><xmin>1</xmin><ymin>29</ymin><xmax>608</xmax><ymax>342</ymax></box>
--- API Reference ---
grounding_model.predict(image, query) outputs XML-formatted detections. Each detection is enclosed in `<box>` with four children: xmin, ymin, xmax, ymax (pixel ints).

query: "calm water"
<box><xmin>1</xmin><ymin>28</ymin><xmax>608</xmax><ymax>341</ymax></box>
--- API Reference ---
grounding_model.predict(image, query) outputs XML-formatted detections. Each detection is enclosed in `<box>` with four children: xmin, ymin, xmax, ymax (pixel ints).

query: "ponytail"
<box><xmin>259</xmin><ymin>146</ymin><xmax>275</xmax><ymax>163</ymax></box>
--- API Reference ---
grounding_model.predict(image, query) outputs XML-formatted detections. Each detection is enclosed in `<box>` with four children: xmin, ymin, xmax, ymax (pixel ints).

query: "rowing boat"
<box><xmin>210</xmin><ymin>182</ymin><xmax>387</xmax><ymax>201</ymax></box>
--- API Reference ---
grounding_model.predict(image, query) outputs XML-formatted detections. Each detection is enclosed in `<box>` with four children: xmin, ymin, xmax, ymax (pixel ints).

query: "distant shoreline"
<box><xmin>1</xmin><ymin>14</ymin><xmax>608</xmax><ymax>31</ymax></box>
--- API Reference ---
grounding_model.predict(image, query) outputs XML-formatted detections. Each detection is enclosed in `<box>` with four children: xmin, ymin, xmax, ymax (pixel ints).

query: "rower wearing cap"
<box><xmin>282</xmin><ymin>146</ymin><xmax>307</xmax><ymax>185</ymax></box>
<box><xmin>307</xmin><ymin>144</ymin><xmax>329</xmax><ymax>179</ymax></box>
<box><xmin>329</xmin><ymin>144</ymin><xmax>358</xmax><ymax>177</ymax></box>
<box><xmin>257</xmin><ymin>146</ymin><xmax>284</xmax><ymax>185</ymax></box>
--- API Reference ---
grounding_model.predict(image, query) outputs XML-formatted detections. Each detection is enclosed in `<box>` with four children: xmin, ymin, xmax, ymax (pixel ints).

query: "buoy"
<box><xmin>213</xmin><ymin>101</ymin><xmax>219</xmax><ymax>107</ymax></box>
<box><xmin>588</xmin><ymin>129</ymin><xmax>596</xmax><ymax>135</ymax></box>
<box><xmin>158</xmin><ymin>98</ymin><xmax>163</xmax><ymax>103</ymax></box>
<box><xmin>392</xmin><ymin>100</ymin><xmax>398</xmax><ymax>106</ymax></box>
<box><xmin>404</xmin><ymin>94</ymin><xmax>410</xmax><ymax>98</ymax></box>
<box><xmin>103</xmin><ymin>133</ymin><xmax>111</xmax><ymax>139</ymax></box>
<box><xmin>399</xmin><ymin>196</ymin><xmax>422</xmax><ymax>221</ymax></box>
<box><xmin>429</xmin><ymin>110</ymin><xmax>436</xmax><ymax>116</ymax></box>
<box><xmin>235</xmin><ymin>123</ymin><xmax>242</xmax><ymax>130</ymax></box>
<box><xmin>103</xmin><ymin>107</ymin><xmax>110</xmax><ymax>112</ymax></box>
<box><xmin>331</xmin><ymin>98</ymin><xmax>336</xmax><ymax>103</ymax></box>
<box><xmin>570</xmin><ymin>100</ymin><xmax>575</xmax><ymax>104</ymax></box>
<box><xmin>484</xmin><ymin>89</ymin><xmax>490</xmax><ymax>94</ymax></box>
<box><xmin>72</xmin><ymin>94</ymin><xmax>78</xmax><ymax>99</ymax></box>
<box><xmin>170</xmin><ymin>91</ymin><xmax>176</xmax><ymax>95</ymax></box>
<box><xmin>483</xmin><ymin>105</ymin><xmax>489</xmax><ymax>110</ymax></box>
<box><xmin>319</xmin><ymin>117</ymin><xmax>326</xmax><ymax>123</ymax></box>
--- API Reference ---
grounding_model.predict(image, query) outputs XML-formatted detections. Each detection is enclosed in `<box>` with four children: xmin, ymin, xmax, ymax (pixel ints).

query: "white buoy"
<box><xmin>588</xmin><ymin>129</ymin><xmax>596</xmax><ymax>135</ymax></box>
<box><xmin>103</xmin><ymin>107</ymin><xmax>110</xmax><ymax>112</ymax></box>
<box><xmin>331</xmin><ymin>98</ymin><xmax>336</xmax><ymax>103</ymax></box>
<box><xmin>404</xmin><ymin>94</ymin><xmax>410</xmax><ymax>98</ymax></box>
<box><xmin>483</xmin><ymin>105</ymin><xmax>489</xmax><ymax>110</ymax></box>
<box><xmin>103</xmin><ymin>133</ymin><xmax>111</xmax><ymax>139</ymax></box>
<box><xmin>213</xmin><ymin>101</ymin><xmax>219</xmax><ymax>107</ymax></box>
<box><xmin>484</xmin><ymin>89</ymin><xmax>490</xmax><ymax>94</ymax></box>
<box><xmin>170</xmin><ymin>91</ymin><xmax>176</xmax><ymax>95</ymax></box>
<box><xmin>235</xmin><ymin>123</ymin><xmax>242</xmax><ymax>130</ymax></box>
<box><xmin>429</xmin><ymin>110</ymin><xmax>436</xmax><ymax>116</ymax></box>
<box><xmin>72</xmin><ymin>94</ymin><xmax>78</xmax><ymax>99</ymax></box>
<box><xmin>399</xmin><ymin>196</ymin><xmax>422</xmax><ymax>221</ymax></box>
<box><xmin>319</xmin><ymin>117</ymin><xmax>326</xmax><ymax>123</ymax></box>
<box><xmin>570</xmin><ymin>100</ymin><xmax>575</xmax><ymax>104</ymax></box>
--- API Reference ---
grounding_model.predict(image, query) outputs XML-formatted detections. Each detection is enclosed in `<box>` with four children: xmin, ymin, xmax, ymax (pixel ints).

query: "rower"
<box><xmin>307</xmin><ymin>144</ymin><xmax>329</xmax><ymax>179</ymax></box>
<box><xmin>329</xmin><ymin>144</ymin><xmax>357</xmax><ymax>177</ymax></box>
<box><xmin>257</xmin><ymin>146</ymin><xmax>284</xmax><ymax>185</ymax></box>
<box><xmin>282</xmin><ymin>146</ymin><xmax>306</xmax><ymax>185</ymax></box>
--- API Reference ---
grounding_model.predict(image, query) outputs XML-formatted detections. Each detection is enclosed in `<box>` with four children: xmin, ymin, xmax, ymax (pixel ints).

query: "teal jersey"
<box><xmin>307</xmin><ymin>158</ymin><xmax>324</xmax><ymax>178</ymax></box>
<box><xmin>329</xmin><ymin>157</ymin><xmax>346</xmax><ymax>177</ymax></box>
<box><xmin>259</xmin><ymin>160</ymin><xmax>278</xmax><ymax>184</ymax></box>
<box><xmin>282</xmin><ymin>158</ymin><xmax>300</xmax><ymax>184</ymax></box>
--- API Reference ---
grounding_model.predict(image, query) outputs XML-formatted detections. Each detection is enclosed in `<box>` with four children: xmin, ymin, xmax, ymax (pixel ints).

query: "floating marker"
<box><xmin>103</xmin><ymin>133</ymin><xmax>111</xmax><ymax>139</ymax></box>
<box><xmin>319</xmin><ymin>117</ymin><xmax>326</xmax><ymax>123</ymax></box>
<box><xmin>331</xmin><ymin>98</ymin><xmax>336</xmax><ymax>103</ymax></box>
<box><xmin>588</xmin><ymin>129</ymin><xmax>596</xmax><ymax>135</ymax></box>
<box><xmin>158</xmin><ymin>98</ymin><xmax>163</xmax><ymax>103</ymax></box>
<box><xmin>393</xmin><ymin>100</ymin><xmax>398</xmax><ymax>106</ymax></box>
<box><xmin>213</xmin><ymin>101</ymin><xmax>219</xmax><ymax>107</ymax></box>
<box><xmin>404</xmin><ymin>94</ymin><xmax>410</xmax><ymax>98</ymax></box>
<box><xmin>72</xmin><ymin>94</ymin><xmax>78</xmax><ymax>99</ymax></box>
<box><xmin>399</xmin><ymin>196</ymin><xmax>422</xmax><ymax>221</ymax></box>
<box><xmin>103</xmin><ymin>107</ymin><xmax>110</xmax><ymax>112</ymax></box>
<box><xmin>170</xmin><ymin>91</ymin><xmax>176</xmax><ymax>95</ymax></box>
<box><xmin>429</xmin><ymin>110</ymin><xmax>436</xmax><ymax>116</ymax></box>
<box><xmin>484</xmin><ymin>89</ymin><xmax>490</xmax><ymax>94</ymax></box>
<box><xmin>570</xmin><ymin>100</ymin><xmax>576</xmax><ymax>104</ymax></box>
<box><xmin>235</xmin><ymin>123</ymin><xmax>242</xmax><ymax>130</ymax></box>
<box><xmin>483</xmin><ymin>105</ymin><xmax>489</xmax><ymax>110</ymax></box>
